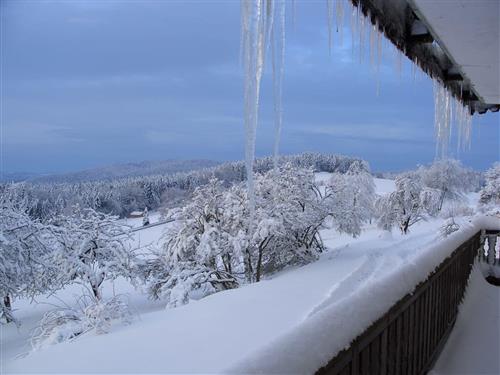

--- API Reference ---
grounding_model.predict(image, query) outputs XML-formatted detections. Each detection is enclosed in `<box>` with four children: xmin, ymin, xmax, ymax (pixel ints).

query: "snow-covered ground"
<box><xmin>2</xmin><ymin>176</ymin><xmax>499</xmax><ymax>374</ymax></box>
<box><xmin>1</xmin><ymin>219</ymin><xmax>172</xmax><ymax>369</ymax></box>
<box><xmin>121</xmin><ymin>212</ymin><xmax>169</xmax><ymax>251</ymax></box>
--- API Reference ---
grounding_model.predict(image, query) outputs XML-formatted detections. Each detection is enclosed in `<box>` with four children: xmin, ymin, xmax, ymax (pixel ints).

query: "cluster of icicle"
<box><xmin>240</xmin><ymin>0</ymin><xmax>473</xmax><ymax>217</ymax></box>
<box><xmin>433</xmin><ymin>80</ymin><xmax>473</xmax><ymax>159</ymax></box>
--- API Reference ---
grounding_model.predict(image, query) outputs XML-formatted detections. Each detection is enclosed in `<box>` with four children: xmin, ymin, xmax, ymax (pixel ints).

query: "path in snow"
<box><xmin>305</xmin><ymin>254</ymin><xmax>381</xmax><ymax>319</ymax></box>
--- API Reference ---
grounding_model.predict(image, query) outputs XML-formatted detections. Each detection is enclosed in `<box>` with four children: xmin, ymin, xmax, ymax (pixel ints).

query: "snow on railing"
<box><xmin>225</xmin><ymin>215</ymin><xmax>500</xmax><ymax>374</ymax></box>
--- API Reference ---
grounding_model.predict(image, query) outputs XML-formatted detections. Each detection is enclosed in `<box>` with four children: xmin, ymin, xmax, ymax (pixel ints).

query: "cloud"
<box><xmin>2</xmin><ymin>0</ymin><xmax>498</xmax><ymax>174</ymax></box>
<box><xmin>301</xmin><ymin>122</ymin><xmax>432</xmax><ymax>143</ymax></box>
<box><xmin>3</xmin><ymin>123</ymin><xmax>85</xmax><ymax>145</ymax></box>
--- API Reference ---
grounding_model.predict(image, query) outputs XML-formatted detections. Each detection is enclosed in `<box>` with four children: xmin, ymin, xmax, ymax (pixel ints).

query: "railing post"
<box><xmin>487</xmin><ymin>235</ymin><xmax>496</xmax><ymax>265</ymax></box>
<box><xmin>480</xmin><ymin>229</ymin><xmax>487</xmax><ymax>262</ymax></box>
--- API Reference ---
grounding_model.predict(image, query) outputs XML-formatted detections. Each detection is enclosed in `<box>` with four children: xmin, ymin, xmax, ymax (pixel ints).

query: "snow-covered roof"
<box><xmin>352</xmin><ymin>0</ymin><xmax>500</xmax><ymax>115</ymax></box>
<box><xmin>412</xmin><ymin>0</ymin><xmax>500</xmax><ymax>109</ymax></box>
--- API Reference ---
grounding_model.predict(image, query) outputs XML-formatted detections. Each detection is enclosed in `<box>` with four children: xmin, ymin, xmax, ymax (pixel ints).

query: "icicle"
<box><xmin>447</xmin><ymin>89</ymin><xmax>453</xmax><ymax>154</ymax></box>
<box><xmin>411</xmin><ymin>60</ymin><xmax>417</xmax><ymax>83</ymax></box>
<box><xmin>264</xmin><ymin>0</ymin><xmax>275</xmax><ymax>59</ymax></box>
<box><xmin>241</xmin><ymin>0</ymin><xmax>267</xmax><ymax>219</ymax></box>
<box><xmin>241</xmin><ymin>0</ymin><xmax>289</xmax><ymax>214</ymax></box>
<box><xmin>433</xmin><ymin>79</ymin><xmax>472</xmax><ymax>158</ymax></box>
<box><xmin>460</xmin><ymin>101</ymin><xmax>472</xmax><ymax>152</ymax></box>
<box><xmin>434</xmin><ymin>80</ymin><xmax>451</xmax><ymax>159</ymax></box>
<box><xmin>350</xmin><ymin>4</ymin><xmax>357</xmax><ymax>58</ymax></box>
<box><xmin>396</xmin><ymin>46</ymin><xmax>403</xmax><ymax>80</ymax></box>
<box><xmin>336</xmin><ymin>0</ymin><xmax>344</xmax><ymax>46</ymax></box>
<box><xmin>458</xmin><ymin>101</ymin><xmax>473</xmax><ymax>152</ymax></box>
<box><xmin>459</xmin><ymin>96</ymin><xmax>469</xmax><ymax>154</ymax></box>
<box><xmin>239</xmin><ymin>3</ymin><xmax>246</xmax><ymax>66</ymax></box>
<box><xmin>359</xmin><ymin>5</ymin><xmax>365</xmax><ymax>63</ymax></box>
<box><xmin>376</xmin><ymin>21</ymin><xmax>382</xmax><ymax>96</ymax></box>
<box><xmin>326</xmin><ymin>0</ymin><xmax>334</xmax><ymax>56</ymax></box>
<box><xmin>272</xmin><ymin>0</ymin><xmax>286</xmax><ymax>170</ymax></box>
<box><xmin>369</xmin><ymin>19</ymin><xmax>376</xmax><ymax>67</ymax></box>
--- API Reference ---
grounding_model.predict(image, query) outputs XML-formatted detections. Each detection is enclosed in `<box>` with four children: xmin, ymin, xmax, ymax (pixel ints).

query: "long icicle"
<box><xmin>326</xmin><ymin>0</ymin><xmax>334</xmax><ymax>56</ymax></box>
<box><xmin>272</xmin><ymin>0</ymin><xmax>286</xmax><ymax>170</ymax></box>
<box><xmin>336</xmin><ymin>0</ymin><xmax>344</xmax><ymax>46</ymax></box>
<box><xmin>242</xmin><ymin>0</ymin><xmax>267</xmax><ymax>220</ymax></box>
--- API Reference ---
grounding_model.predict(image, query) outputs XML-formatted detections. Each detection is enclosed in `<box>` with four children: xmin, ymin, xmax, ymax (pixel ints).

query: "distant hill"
<box><xmin>0</xmin><ymin>171</ymin><xmax>48</xmax><ymax>183</ymax></box>
<box><xmin>30</xmin><ymin>159</ymin><xmax>220</xmax><ymax>183</ymax></box>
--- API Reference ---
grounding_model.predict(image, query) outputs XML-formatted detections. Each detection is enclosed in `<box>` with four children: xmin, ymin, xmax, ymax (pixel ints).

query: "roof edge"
<box><xmin>351</xmin><ymin>0</ymin><xmax>500</xmax><ymax>115</ymax></box>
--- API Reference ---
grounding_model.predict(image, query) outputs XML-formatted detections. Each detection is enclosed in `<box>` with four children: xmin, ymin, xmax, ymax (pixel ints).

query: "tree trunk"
<box><xmin>256</xmin><ymin>245</ymin><xmax>264</xmax><ymax>282</ymax></box>
<box><xmin>223</xmin><ymin>254</ymin><xmax>232</xmax><ymax>274</ymax></box>
<box><xmin>256</xmin><ymin>237</ymin><xmax>272</xmax><ymax>282</ymax></box>
<box><xmin>91</xmin><ymin>284</ymin><xmax>101</xmax><ymax>301</ymax></box>
<box><xmin>438</xmin><ymin>191</ymin><xmax>446</xmax><ymax>211</ymax></box>
<box><xmin>91</xmin><ymin>276</ymin><xmax>104</xmax><ymax>301</ymax></box>
<box><xmin>3</xmin><ymin>295</ymin><xmax>12</xmax><ymax>323</ymax></box>
<box><xmin>245</xmin><ymin>249</ymin><xmax>253</xmax><ymax>283</ymax></box>
<box><xmin>401</xmin><ymin>218</ymin><xmax>410</xmax><ymax>234</ymax></box>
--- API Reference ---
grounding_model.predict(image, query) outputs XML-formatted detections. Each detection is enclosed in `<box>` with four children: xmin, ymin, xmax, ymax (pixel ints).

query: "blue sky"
<box><xmin>1</xmin><ymin>0</ymin><xmax>498</xmax><ymax>174</ymax></box>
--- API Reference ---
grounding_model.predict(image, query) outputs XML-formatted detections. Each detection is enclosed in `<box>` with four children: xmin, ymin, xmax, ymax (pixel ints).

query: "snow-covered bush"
<box><xmin>31</xmin><ymin>294</ymin><xmax>133</xmax><ymax>350</ymax></box>
<box><xmin>144</xmin><ymin>164</ymin><xmax>327</xmax><ymax>307</ymax></box>
<box><xmin>479</xmin><ymin>162</ymin><xmax>500</xmax><ymax>208</ymax></box>
<box><xmin>376</xmin><ymin>172</ymin><xmax>439</xmax><ymax>234</ymax></box>
<box><xmin>326</xmin><ymin>161</ymin><xmax>375</xmax><ymax>237</ymax></box>
<box><xmin>0</xmin><ymin>199</ymin><xmax>56</xmax><ymax>324</ymax></box>
<box><xmin>50</xmin><ymin>206</ymin><xmax>135</xmax><ymax>301</ymax></box>
<box><xmin>439</xmin><ymin>218</ymin><xmax>460</xmax><ymax>238</ymax></box>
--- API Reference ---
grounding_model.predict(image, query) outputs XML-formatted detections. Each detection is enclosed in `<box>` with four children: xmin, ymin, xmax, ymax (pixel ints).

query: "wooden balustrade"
<box><xmin>316</xmin><ymin>231</ymin><xmax>488</xmax><ymax>375</ymax></box>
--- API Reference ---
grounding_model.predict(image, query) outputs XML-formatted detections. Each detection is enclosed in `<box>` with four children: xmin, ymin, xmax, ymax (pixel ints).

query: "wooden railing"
<box><xmin>316</xmin><ymin>231</ymin><xmax>483</xmax><ymax>375</ymax></box>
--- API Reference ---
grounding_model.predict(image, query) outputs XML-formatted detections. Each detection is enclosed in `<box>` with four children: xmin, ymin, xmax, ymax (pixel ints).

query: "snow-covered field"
<box><xmin>2</xmin><ymin>176</ymin><xmax>499</xmax><ymax>374</ymax></box>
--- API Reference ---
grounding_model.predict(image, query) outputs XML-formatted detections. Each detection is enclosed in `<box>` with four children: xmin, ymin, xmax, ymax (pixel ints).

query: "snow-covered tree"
<box><xmin>0</xmin><ymin>200</ymin><xmax>55</xmax><ymax>323</ymax></box>
<box><xmin>326</xmin><ymin>161</ymin><xmax>375</xmax><ymax>237</ymax></box>
<box><xmin>480</xmin><ymin>162</ymin><xmax>500</xmax><ymax>207</ymax></box>
<box><xmin>249</xmin><ymin>164</ymin><xmax>326</xmax><ymax>281</ymax></box>
<box><xmin>419</xmin><ymin>186</ymin><xmax>442</xmax><ymax>217</ymax></box>
<box><xmin>419</xmin><ymin>159</ymin><xmax>471</xmax><ymax>210</ymax></box>
<box><xmin>50</xmin><ymin>206</ymin><xmax>134</xmax><ymax>300</ymax></box>
<box><xmin>144</xmin><ymin>164</ymin><xmax>327</xmax><ymax>307</ymax></box>
<box><xmin>144</xmin><ymin>179</ymin><xmax>241</xmax><ymax>307</ymax></box>
<box><xmin>376</xmin><ymin>172</ymin><xmax>438</xmax><ymax>234</ymax></box>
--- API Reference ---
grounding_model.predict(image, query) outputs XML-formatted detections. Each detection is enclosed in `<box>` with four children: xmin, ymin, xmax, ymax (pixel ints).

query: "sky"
<box><xmin>1</xmin><ymin>0</ymin><xmax>499</xmax><ymax>175</ymax></box>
